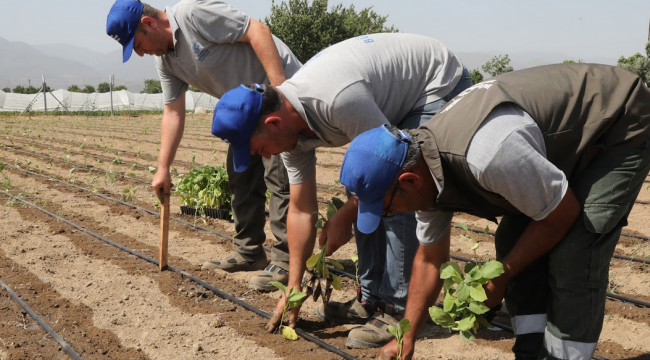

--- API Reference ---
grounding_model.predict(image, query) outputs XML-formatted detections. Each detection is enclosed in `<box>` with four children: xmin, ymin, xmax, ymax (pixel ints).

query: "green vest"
<box><xmin>414</xmin><ymin>64</ymin><xmax>650</xmax><ymax>220</ymax></box>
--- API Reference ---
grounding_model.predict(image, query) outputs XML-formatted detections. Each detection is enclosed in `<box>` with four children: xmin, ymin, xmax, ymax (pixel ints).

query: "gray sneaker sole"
<box><xmin>345</xmin><ymin>337</ymin><xmax>385</xmax><ymax>349</ymax></box>
<box><xmin>315</xmin><ymin>305</ymin><xmax>369</xmax><ymax>324</ymax></box>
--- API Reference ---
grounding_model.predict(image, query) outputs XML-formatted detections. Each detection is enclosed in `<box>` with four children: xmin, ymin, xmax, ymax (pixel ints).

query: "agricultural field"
<box><xmin>0</xmin><ymin>114</ymin><xmax>649</xmax><ymax>360</ymax></box>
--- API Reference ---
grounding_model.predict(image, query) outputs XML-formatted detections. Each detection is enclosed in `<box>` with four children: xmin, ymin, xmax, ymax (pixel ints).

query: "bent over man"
<box><xmin>340</xmin><ymin>64</ymin><xmax>650</xmax><ymax>359</ymax></box>
<box><xmin>211</xmin><ymin>33</ymin><xmax>472</xmax><ymax>348</ymax></box>
<box><xmin>106</xmin><ymin>0</ymin><xmax>301</xmax><ymax>290</ymax></box>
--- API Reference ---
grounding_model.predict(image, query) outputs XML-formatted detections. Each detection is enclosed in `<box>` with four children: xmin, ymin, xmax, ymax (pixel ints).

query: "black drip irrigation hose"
<box><xmin>1</xmin><ymin>191</ymin><xmax>360</xmax><ymax>360</ymax></box>
<box><xmin>0</xmin><ymin>279</ymin><xmax>83</xmax><ymax>360</ymax></box>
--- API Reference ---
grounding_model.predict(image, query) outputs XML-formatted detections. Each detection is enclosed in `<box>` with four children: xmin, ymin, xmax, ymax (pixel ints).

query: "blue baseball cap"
<box><xmin>340</xmin><ymin>125</ymin><xmax>410</xmax><ymax>234</ymax></box>
<box><xmin>106</xmin><ymin>0</ymin><xmax>144</xmax><ymax>63</ymax></box>
<box><xmin>211</xmin><ymin>84</ymin><xmax>264</xmax><ymax>172</ymax></box>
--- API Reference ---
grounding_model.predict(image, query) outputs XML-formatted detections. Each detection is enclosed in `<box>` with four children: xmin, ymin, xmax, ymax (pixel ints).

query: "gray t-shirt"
<box><xmin>278</xmin><ymin>33</ymin><xmax>464</xmax><ymax>184</ymax></box>
<box><xmin>416</xmin><ymin>104</ymin><xmax>569</xmax><ymax>245</ymax></box>
<box><xmin>156</xmin><ymin>0</ymin><xmax>302</xmax><ymax>103</ymax></box>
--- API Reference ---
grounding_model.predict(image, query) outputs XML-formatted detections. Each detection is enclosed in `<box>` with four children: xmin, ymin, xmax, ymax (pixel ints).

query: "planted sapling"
<box><xmin>428</xmin><ymin>260</ymin><xmax>504</xmax><ymax>341</ymax></box>
<box><xmin>303</xmin><ymin>197</ymin><xmax>346</xmax><ymax>304</ymax></box>
<box><xmin>269</xmin><ymin>281</ymin><xmax>307</xmax><ymax>340</ymax></box>
<box><xmin>387</xmin><ymin>318</ymin><xmax>411</xmax><ymax>360</ymax></box>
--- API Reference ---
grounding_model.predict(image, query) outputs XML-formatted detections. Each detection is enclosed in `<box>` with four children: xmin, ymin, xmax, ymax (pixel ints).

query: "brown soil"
<box><xmin>0</xmin><ymin>115</ymin><xmax>649</xmax><ymax>360</ymax></box>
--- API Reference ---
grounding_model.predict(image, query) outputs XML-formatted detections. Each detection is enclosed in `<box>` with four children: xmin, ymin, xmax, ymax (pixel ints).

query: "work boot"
<box><xmin>316</xmin><ymin>289</ymin><xmax>374</xmax><ymax>324</ymax></box>
<box><xmin>346</xmin><ymin>302</ymin><xmax>440</xmax><ymax>349</ymax></box>
<box><xmin>248</xmin><ymin>262</ymin><xmax>289</xmax><ymax>291</ymax></box>
<box><xmin>201</xmin><ymin>251</ymin><xmax>267</xmax><ymax>272</ymax></box>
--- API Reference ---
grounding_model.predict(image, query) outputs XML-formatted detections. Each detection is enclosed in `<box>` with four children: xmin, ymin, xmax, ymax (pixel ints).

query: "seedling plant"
<box><xmin>303</xmin><ymin>196</ymin><xmax>346</xmax><ymax>305</ymax></box>
<box><xmin>269</xmin><ymin>282</ymin><xmax>307</xmax><ymax>341</ymax></box>
<box><xmin>387</xmin><ymin>318</ymin><xmax>411</xmax><ymax>360</ymax></box>
<box><xmin>175</xmin><ymin>164</ymin><xmax>231</xmax><ymax>211</ymax></box>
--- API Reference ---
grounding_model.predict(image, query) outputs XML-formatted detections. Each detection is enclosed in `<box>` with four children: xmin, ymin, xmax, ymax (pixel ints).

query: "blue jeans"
<box><xmin>354</xmin><ymin>67</ymin><xmax>473</xmax><ymax>312</ymax></box>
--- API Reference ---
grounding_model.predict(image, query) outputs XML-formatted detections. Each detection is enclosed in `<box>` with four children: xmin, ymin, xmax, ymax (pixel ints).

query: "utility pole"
<box><xmin>42</xmin><ymin>75</ymin><xmax>47</xmax><ymax>115</ymax></box>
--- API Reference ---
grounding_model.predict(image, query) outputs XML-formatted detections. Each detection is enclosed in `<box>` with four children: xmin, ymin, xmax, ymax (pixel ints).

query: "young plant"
<box><xmin>387</xmin><ymin>318</ymin><xmax>411</xmax><ymax>360</ymax></box>
<box><xmin>303</xmin><ymin>197</ymin><xmax>346</xmax><ymax>304</ymax></box>
<box><xmin>174</xmin><ymin>164</ymin><xmax>231</xmax><ymax>212</ymax></box>
<box><xmin>269</xmin><ymin>281</ymin><xmax>307</xmax><ymax>341</ymax></box>
<box><xmin>351</xmin><ymin>254</ymin><xmax>360</xmax><ymax>288</ymax></box>
<box><xmin>428</xmin><ymin>260</ymin><xmax>504</xmax><ymax>341</ymax></box>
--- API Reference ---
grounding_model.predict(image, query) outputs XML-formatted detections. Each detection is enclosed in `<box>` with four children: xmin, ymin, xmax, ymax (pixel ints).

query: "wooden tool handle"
<box><xmin>159</xmin><ymin>192</ymin><xmax>170</xmax><ymax>271</ymax></box>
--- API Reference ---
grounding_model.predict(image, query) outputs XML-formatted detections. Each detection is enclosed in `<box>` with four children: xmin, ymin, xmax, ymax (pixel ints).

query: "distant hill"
<box><xmin>0</xmin><ymin>37</ymin><xmax>619</xmax><ymax>92</ymax></box>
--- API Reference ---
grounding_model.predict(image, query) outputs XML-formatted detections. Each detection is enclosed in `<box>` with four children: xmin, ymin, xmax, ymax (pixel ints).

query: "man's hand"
<box><xmin>484</xmin><ymin>273</ymin><xmax>510</xmax><ymax>309</ymax></box>
<box><xmin>378</xmin><ymin>339</ymin><xmax>414</xmax><ymax>360</ymax></box>
<box><xmin>152</xmin><ymin>169</ymin><xmax>172</xmax><ymax>197</ymax></box>
<box><xmin>318</xmin><ymin>209</ymin><xmax>354</xmax><ymax>255</ymax></box>
<box><xmin>266</xmin><ymin>291</ymin><xmax>301</xmax><ymax>332</ymax></box>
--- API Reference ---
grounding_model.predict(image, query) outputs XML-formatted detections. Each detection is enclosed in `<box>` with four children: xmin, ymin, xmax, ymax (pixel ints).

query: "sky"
<box><xmin>1</xmin><ymin>0</ymin><xmax>649</xmax><ymax>61</ymax></box>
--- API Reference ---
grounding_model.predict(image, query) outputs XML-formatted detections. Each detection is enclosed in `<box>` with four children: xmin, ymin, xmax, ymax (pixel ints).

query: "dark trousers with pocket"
<box><xmin>495</xmin><ymin>139</ymin><xmax>650</xmax><ymax>360</ymax></box>
<box><xmin>227</xmin><ymin>146</ymin><xmax>290</xmax><ymax>264</ymax></box>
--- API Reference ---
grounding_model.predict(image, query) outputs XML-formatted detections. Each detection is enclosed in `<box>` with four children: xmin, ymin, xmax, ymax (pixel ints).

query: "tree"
<box><xmin>469</xmin><ymin>68</ymin><xmax>483</xmax><ymax>85</ymax></box>
<box><xmin>24</xmin><ymin>85</ymin><xmax>40</xmax><ymax>94</ymax></box>
<box><xmin>113</xmin><ymin>85</ymin><xmax>127</xmax><ymax>91</ymax></box>
<box><xmin>264</xmin><ymin>0</ymin><xmax>397</xmax><ymax>63</ymax></box>
<box><xmin>12</xmin><ymin>85</ymin><xmax>26</xmax><ymax>94</ymax></box>
<box><xmin>97</xmin><ymin>82</ymin><xmax>111</xmax><ymax>93</ymax></box>
<box><xmin>68</xmin><ymin>84</ymin><xmax>81</xmax><ymax>92</ymax></box>
<box><xmin>2</xmin><ymin>87</ymin><xmax>10</xmax><ymax>93</ymax></box>
<box><xmin>617</xmin><ymin>41</ymin><xmax>650</xmax><ymax>85</ymax></box>
<box><xmin>481</xmin><ymin>54</ymin><xmax>514</xmax><ymax>77</ymax></box>
<box><xmin>82</xmin><ymin>85</ymin><xmax>96</xmax><ymax>94</ymax></box>
<box><xmin>141</xmin><ymin>79</ymin><xmax>162</xmax><ymax>94</ymax></box>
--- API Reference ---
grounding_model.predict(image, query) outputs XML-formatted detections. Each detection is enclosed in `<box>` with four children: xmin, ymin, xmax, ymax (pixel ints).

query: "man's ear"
<box><xmin>140</xmin><ymin>16</ymin><xmax>157</xmax><ymax>29</ymax></box>
<box><xmin>397</xmin><ymin>172</ymin><xmax>422</xmax><ymax>191</ymax></box>
<box><xmin>264</xmin><ymin>115</ymin><xmax>284</xmax><ymax>130</ymax></box>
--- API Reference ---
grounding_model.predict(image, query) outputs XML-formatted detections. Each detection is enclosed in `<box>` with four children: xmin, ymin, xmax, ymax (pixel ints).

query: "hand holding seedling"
<box><xmin>266</xmin><ymin>282</ymin><xmax>307</xmax><ymax>340</ymax></box>
<box><xmin>483</xmin><ymin>271</ymin><xmax>511</xmax><ymax>308</ymax></box>
<box><xmin>267</xmin><ymin>291</ymin><xmax>300</xmax><ymax>332</ymax></box>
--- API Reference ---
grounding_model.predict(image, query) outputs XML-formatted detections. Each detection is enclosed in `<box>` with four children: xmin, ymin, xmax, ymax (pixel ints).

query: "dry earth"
<box><xmin>0</xmin><ymin>114</ymin><xmax>649</xmax><ymax>360</ymax></box>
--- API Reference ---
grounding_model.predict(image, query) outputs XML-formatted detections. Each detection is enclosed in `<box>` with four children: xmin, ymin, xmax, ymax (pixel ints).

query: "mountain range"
<box><xmin>0</xmin><ymin>36</ymin><xmax>619</xmax><ymax>93</ymax></box>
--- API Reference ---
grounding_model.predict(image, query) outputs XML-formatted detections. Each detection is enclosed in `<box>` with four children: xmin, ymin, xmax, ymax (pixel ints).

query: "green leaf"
<box><xmin>443</xmin><ymin>278</ymin><xmax>455</xmax><ymax>293</ymax></box>
<box><xmin>397</xmin><ymin>318</ymin><xmax>411</xmax><ymax>335</ymax></box>
<box><xmin>387</xmin><ymin>324</ymin><xmax>399</xmax><ymax>339</ymax></box>
<box><xmin>429</xmin><ymin>306</ymin><xmax>456</xmax><ymax>328</ymax></box>
<box><xmin>331</xmin><ymin>274</ymin><xmax>342</xmax><ymax>290</ymax></box>
<box><xmin>331</xmin><ymin>197</ymin><xmax>345</xmax><ymax>210</ymax></box>
<box><xmin>443</xmin><ymin>290</ymin><xmax>456</xmax><ymax>312</ymax></box>
<box><xmin>306</xmin><ymin>254</ymin><xmax>320</xmax><ymax>269</ymax></box>
<box><xmin>456</xmin><ymin>282</ymin><xmax>470</xmax><ymax>302</ymax></box>
<box><xmin>326</xmin><ymin>202</ymin><xmax>336</xmax><ymax>219</ymax></box>
<box><xmin>315</xmin><ymin>218</ymin><xmax>323</xmax><ymax>229</ymax></box>
<box><xmin>458</xmin><ymin>222</ymin><xmax>469</xmax><ymax>231</ymax></box>
<box><xmin>440</xmin><ymin>262</ymin><xmax>463</xmax><ymax>283</ymax></box>
<box><xmin>481</xmin><ymin>261</ymin><xmax>505</xmax><ymax>279</ymax></box>
<box><xmin>469</xmin><ymin>283</ymin><xmax>487</xmax><ymax>302</ymax></box>
<box><xmin>351</xmin><ymin>254</ymin><xmax>358</xmax><ymax>263</ymax></box>
<box><xmin>288</xmin><ymin>291</ymin><xmax>307</xmax><ymax>304</ymax></box>
<box><xmin>471</xmin><ymin>243</ymin><xmax>479</xmax><ymax>250</ymax></box>
<box><xmin>468</xmin><ymin>300</ymin><xmax>490</xmax><ymax>315</ymax></box>
<box><xmin>282</xmin><ymin>326</ymin><xmax>298</xmax><ymax>341</ymax></box>
<box><xmin>476</xmin><ymin>314</ymin><xmax>491</xmax><ymax>328</ymax></box>
<box><xmin>0</xmin><ymin>164</ymin><xmax>4</xmax><ymax>173</ymax></box>
<box><xmin>269</xmin><ymin>281</ymin><xmax>286</xmax><ymax>293</ymax></box>
<box><xmin>328</xmin><ymin>258</ymin><xmax>344</xmax><ymax>270</ymax></box>
<box><xmin>456</xmin><ymin>313</ymin><xmax>475</xmax><ymax>331</ymax></box>
<box><xmin>464</xmin><ymin>263</ymin><xmax>476</xmax><ymax>274</ymax></box>
<box><xmin>483</xmin><ymin>225</ymin><xmax>490</xmax><ymax>235</ymax></box>
<box><xmin>459</xmin><ymin>330</ymin><xmax>475</xmax><ymax>341</ymax></box>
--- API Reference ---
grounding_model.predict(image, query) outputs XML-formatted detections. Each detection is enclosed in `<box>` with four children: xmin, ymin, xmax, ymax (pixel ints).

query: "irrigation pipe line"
<box><xmin>4</xmin><ymin>161</ymin><xmax>650</xmax><ymax>310</ymax></box>
<box><xmin>0</xmin><ymin>279</ymin><xmax>83</xmax><ymax>360</ymax></box>
<box><xmin>0</xmin><ymin>191</ymin><xmax>360</xmax><ymax>360</ymax></box>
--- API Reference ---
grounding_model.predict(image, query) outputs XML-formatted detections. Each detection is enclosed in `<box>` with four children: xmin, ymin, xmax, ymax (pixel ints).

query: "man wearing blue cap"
<box><xmin>211</xmin><ymin>33</ymin><xmax>473</xmax><ymax>348</ymax></box>
<box><xmin>339</xmin><ymin>64</ymin><xmax>650</xmax><ymax>360</ymax></box>
<box><xmin>106</xmin><ymin>0</ymin><xmax>302</xmax><ymax>291</ymax></box>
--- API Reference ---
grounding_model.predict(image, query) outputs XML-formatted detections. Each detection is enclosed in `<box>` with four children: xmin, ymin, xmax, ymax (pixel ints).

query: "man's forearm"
<box><xmin>158</xmin><ymin>101</ymin><xmax>186</xmax><ymax>170</ymax></box>
<box><xmin>287</xmin><ymin>206</ymin><xmax>318</xmax><ymax>289</ymax></box>
<box><xmin>243</xmin><ymin>19</ymin><xmax>286</xmax><ymax>86</ymax></box>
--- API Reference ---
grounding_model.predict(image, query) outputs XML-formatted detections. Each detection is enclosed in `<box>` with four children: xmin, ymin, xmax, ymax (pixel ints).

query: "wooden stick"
<box><xmin>158</xmin><ymin>190</ymin><xmax>170</xmax><ymax>271</ymax></box>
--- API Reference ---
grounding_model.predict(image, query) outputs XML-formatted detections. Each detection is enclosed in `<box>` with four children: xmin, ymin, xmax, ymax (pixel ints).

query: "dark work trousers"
<box><xmin>226</xmin><ymin>146</ymin><xmax>290</xmax><ymax>264</ymax></box>
<box><xmin>495</xmin><ymin>139</ymin><xmax>650</xmax><ymax>360</ymax></box>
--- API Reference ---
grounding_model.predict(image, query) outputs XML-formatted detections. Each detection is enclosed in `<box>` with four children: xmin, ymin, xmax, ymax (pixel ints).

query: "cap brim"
<box><xmin>232</xmin><ymin>144</ymin><xmax>252</xmax><ymax>172</ymax></box>
<box><xmin>122</xmin><ymin>35</ymin><xmax>135</xmax><ymax>63</ymax></box>
<box><xmin>357</xmin><ymin>198</ymin><xmax>384</xmax><ymax>234</ymax></box>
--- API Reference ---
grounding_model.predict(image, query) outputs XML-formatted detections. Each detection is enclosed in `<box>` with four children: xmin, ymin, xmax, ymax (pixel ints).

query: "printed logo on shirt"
<box><xmin>440</xmin><ymin>80</ymin><xmax>497</xmax><ymax>114</ymax></box>
<box><xmin>354</xmin><ymin>35</ymin><xmax>375</xmax><ymax>44</ymax></box>
<box><xmin>192</xmin><ymin>42</ymin><xmax>210</xmax><ymax>62</ymax></box>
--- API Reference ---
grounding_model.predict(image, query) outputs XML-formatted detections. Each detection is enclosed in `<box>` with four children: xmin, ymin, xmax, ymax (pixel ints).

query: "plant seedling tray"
<box><xmin>180</xmin><ymin>206</ymin><xmax>231</xmax><ymax>221</ymax></box>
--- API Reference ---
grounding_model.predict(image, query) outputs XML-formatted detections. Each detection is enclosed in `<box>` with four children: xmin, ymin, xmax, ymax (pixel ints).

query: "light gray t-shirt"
<box><xmin>156</xmin><ymin>0</ymin><xmax>302</xmax><ymax>103</ymax></box>
<box><xmin>278</xmin><ymin>33</ymin><xmax>464</xmax><ymax>184</ymax></box>
<box><xmin>416</xmin><ymin>104</ymin><xmax>569</xmax><ymax>246</ymax></box>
